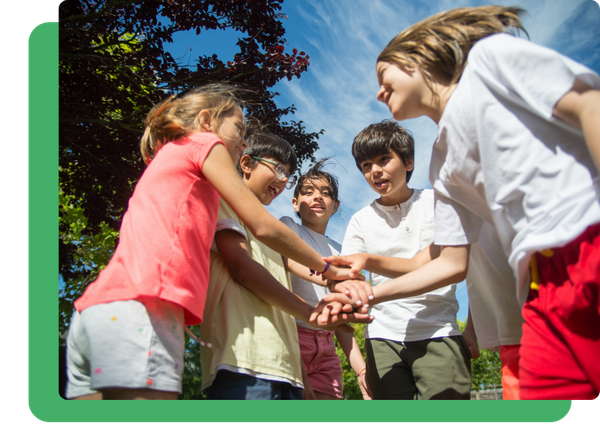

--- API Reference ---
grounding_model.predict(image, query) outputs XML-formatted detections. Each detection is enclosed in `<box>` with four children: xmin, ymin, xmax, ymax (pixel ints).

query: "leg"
<box><xmin>411</xmin><ymin>336</ymin><xmax>471</xmax><ymax>400</ymax></box>
<box><xmin>520</xmin><ymin>226</ymin><xmax>600</xmax><ymax>400</ymax></box>
<box><xmin>101</xmin><ymin>388</ymin><xmax>178</xmax><ymax>400</ymax></box>
<box><xmin>365</xmin><ymin>338</ymin><xmax>416</xmax><ymax>400</ymax></box>
<box><xmin>68</xmin><ymin>298</ymin><xmax>185</xmax><ymax>399</ymax></box>
<box><xmin>314</xmin><ymin>391</ymin><xmax>339</xmax><ymax>400</ymax></box>
<box><xmin>204</xmin><ymin>370</ymin><xmax>303</xmax><ymax>400</ymax></box>
<box><xmin>500</xmin><ymin>345</ymin><xmax>520</xmax><ymax>400</ymax></box>
<box><xmin>298</xmin><ymin>327</ymin><xmax>344</xmax><ymax>400</ymax></box>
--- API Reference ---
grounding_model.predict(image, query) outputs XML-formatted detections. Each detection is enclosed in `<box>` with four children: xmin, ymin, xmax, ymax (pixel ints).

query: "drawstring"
<box><xmin>184</xmin><ymin>325</ymin><xmax>212</xmax><ymax>348</ymax></box>
<box><xmin>530</xmin><ymin>249</ymin><xmax>554</xmax><ymax>291</ymax></box>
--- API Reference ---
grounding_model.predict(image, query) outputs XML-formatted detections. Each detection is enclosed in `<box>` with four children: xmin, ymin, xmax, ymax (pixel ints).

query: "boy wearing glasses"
<box><xmin>200</xmin><ymin>133</ymin><xmax>360</xmax><ymax>399</ymax></box>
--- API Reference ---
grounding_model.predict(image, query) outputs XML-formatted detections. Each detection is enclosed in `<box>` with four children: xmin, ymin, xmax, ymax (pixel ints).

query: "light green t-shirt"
<box><xmin>200</xmin><ymin>199</ymin><xmax>303</xmax><ymax>390</ymax></box>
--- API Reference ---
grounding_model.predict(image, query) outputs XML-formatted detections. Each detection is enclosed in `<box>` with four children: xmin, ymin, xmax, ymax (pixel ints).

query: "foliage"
<box><xmin>59</xmin><ymin>182</ymin><xmax>119</xmax><ymax>335</ymax></box>
<box><xmin>456</xmin><ymin>319</ymin><xmax>502</xmax><ymax>393</ymax></box>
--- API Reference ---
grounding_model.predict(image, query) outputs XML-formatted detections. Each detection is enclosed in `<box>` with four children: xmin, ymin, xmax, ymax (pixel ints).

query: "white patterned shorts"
<box><xmin>65</xmin><ymin>297</ymin><xmax>185</xmax><ymax>399</ymax></box>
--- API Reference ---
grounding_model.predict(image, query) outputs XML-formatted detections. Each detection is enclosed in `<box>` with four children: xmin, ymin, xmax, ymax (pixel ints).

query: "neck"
<box><xmin>426</xmin><ymin>69</ymin><xmax>458</xmax><ymax>124</ymax></box>
<box><xmin>302</xmin><ymin>219</ymin><xmax>327</xmax><ymax>236</ymax></box>
<box><xmin>377</xmin><ymin>186</ymin><xmax>414</xmax><ymax>207</ymax></box>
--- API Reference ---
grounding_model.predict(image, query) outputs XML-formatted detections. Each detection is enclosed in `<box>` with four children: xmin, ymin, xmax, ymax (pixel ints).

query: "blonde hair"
<box><xmin>140</xmin><ymin>83</ymin><xmax>244</xmax><ymax>165</ymax></box>
<box><xmin>378</xmin><ymin>6</ymin><xmax>527</xmax><ymax>89</ymax></box>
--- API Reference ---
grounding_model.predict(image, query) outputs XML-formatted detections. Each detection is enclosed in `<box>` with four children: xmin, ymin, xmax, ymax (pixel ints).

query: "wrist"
<box><xmin>310</xmin><ymin>261</ymin><xmax>330</xmax><ymax>277</ymax></box>
<box><xmin>356</xmin><ymin>367</ymin><xmax>367</xmax><ymax>377</ymax></box>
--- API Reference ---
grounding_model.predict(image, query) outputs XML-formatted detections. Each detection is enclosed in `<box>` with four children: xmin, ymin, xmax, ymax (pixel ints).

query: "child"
<box><xmin>330</xmin><ymin>120</ymin><xmax>471</xmax><ymax>400</ymax></box>
<box><xmin>326</xmin><ymin>6</ymin><xmax>600</xmax><ymax>400</ymax></box>
<box><xmin>200</xmin><ymin>135</ymin><xmax>372</xmax><ymax>400</ymax></box>
<box><xmin>65</xmin><ymin>86</ymin><xmax>366</xmax><ymax>400</ymax></box>
<box><xmin>280</xmin><ymin>159</ymin><xmax>371</xmax><ymax>400</ymax></box>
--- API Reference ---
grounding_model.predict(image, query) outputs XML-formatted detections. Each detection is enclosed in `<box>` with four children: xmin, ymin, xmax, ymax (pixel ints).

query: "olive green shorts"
<box><xmin>365</xmin><ymin>336</ymin><xmax>471</xmax><ymax>400</ymax></box>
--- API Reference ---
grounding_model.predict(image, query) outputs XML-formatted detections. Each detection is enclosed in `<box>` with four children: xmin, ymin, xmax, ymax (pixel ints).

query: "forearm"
<box><xmin>336</xmin><ymin>331</ymin><xmax>366</xmax><ymax>374</ymax></box>
<box><xmin>231</xmin><ymin>260</ymin><xmax>314</xmax><ymax>323</ymax></box>
<box><xmin>363</xmin><ymin>244</ymin><xmax>438</xmax><ymax>278</ymax></box>
<box><xmin>370</xmin><ymin>245</ymin><xmax>469</xmax><ymax>305</ymax></box>
<box><xmin>285</xmin><ymin>257</ymin><xmax>327</xmax><ymax>287</ymax></box>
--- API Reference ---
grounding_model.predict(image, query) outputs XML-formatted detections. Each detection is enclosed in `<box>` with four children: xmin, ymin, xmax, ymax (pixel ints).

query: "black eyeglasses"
<box><xmin>252</xmin><ymin>157</ymin><xmax>297</xmax><ymax>189</ymax></box>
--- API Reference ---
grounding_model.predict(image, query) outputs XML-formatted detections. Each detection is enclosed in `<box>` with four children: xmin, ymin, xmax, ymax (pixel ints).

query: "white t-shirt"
<box><xmin>280</xmin><ymin>216</ymin><xmax>342</xmax><ymax>330</ymax></box>
<box><xmin>342</xmin><ymin>189</ymin><xmax>460</xmax><ymax>342</ymax></box>
<box><xmin>431</xmin><ymin>33</ymin><xmax>600</xmax><ymax>306</ymax></box>
<box><xmin>467</xmin><ymin>222</ymin><xmax>523</xmax><ymax>350</ymax></box>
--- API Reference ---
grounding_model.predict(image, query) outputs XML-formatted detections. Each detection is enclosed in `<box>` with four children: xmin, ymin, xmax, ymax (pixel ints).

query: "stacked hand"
<box><xmin>309</xmin><ymin>298</ymin><xmax>373</xmax><ymax>333</ymax></box>
<box><xmin>323</xmin><ymin>253</ymin><xmax>367</xmax><ymax>280</ymax></box>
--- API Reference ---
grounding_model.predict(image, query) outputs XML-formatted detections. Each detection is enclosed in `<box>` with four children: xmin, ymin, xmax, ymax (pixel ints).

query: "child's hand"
<box><xmin>329</xmin><ymin>280</ymin><xmax>374</xmax><ymax>310</ymax></box>
<box><xmin>322</xmin><ymin>290</ymin><xmax>366</xmax><ymax>311</ymax></box>
<box><xmin>308</xmin><ymin>299</ymin><xmax>373</xmax><ymax>333</ymax></box>
<box><xmin>323</xmin><ymin>253</ymin><xmax>368</xmax><ymax>279</ymax></box>
<box><xmin>322</xmin><ymin>263</ymin><xmax>365</xmax><ymax>282</ymax></box>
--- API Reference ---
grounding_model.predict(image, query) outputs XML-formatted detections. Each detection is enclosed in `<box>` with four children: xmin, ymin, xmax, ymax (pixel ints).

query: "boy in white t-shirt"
<box><xmin>333</xmin><ymin>120</ymin><xmax>471</xmax><ymax>400</ymax></box>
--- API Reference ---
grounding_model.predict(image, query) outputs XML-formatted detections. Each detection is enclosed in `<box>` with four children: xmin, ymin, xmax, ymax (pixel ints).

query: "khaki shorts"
<box><xmin>365</xmin><ymin>336</ymin><xmax>471</xmax><ymax>400</ymax></box>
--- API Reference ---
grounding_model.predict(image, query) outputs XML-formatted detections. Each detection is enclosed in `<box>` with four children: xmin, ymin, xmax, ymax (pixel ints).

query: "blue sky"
<box><xmin>165</xmin><ymin>0</ymin><xmax>600</xmax><ymax>321</ymax></box>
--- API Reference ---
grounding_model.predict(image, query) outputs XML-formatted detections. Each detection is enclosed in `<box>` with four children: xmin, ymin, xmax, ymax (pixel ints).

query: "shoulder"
<box><xmin>280</xmin><ymin>215</ymin><xmax>297</xmax><ymax>226</ymax></box>
<box><xmin>279</xmin><ymin>215</ymin><xmax>300</xmax><ymax>233</ymax></box>
<box><xmin>187</xmin><ymin>131</ymin><xmax>224</xmax><ymax>147</ymax></box>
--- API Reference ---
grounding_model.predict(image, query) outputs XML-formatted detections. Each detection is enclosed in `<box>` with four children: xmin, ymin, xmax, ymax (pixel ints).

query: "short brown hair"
<box><xmin>352</xmin><ymin>120</ymin><xmax>414</xmax><ymax>183</ymax></box>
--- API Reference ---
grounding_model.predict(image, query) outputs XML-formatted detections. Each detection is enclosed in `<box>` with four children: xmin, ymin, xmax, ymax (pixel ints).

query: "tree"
<box><xmin>59</xmin><ymin>0</ymin><xmax>322</xmax><ymax>285</ymax></box>
<box><xmin>59</xmin><ymin>0</ymin><xmax>324</xmax><ymax>399</ymax></box>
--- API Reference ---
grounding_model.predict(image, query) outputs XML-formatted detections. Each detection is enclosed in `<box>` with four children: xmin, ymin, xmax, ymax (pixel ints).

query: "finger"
<box><xmin>342</xmin><ymin>303</ymin><xmax>354</xmax><ymax>312</ymax></box>
<box><xmin>328</xmin><ymin>302</ymin><xmax>342</xmax><ymax>316</ymax></box>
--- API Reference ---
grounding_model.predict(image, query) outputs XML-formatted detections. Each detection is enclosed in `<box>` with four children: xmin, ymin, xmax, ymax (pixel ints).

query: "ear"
<box><xmin>333</xmin><ymin>200</ymin><xmax>340</xmax><ymax>214</ymax></box>
<box><xmin>239</xmin><ymin>154</ymin><xmax>254</xmax><ymax>174</ymax></box>
<box><xmin>198</xmin><ymin>110</ymin><xmax>212</xmax><ymax>132</ymax></box>
<box><xmin>405</xmin><ymin>159</ymin><xmax>414</xmax><ymax>171</ymax></box>
<box><xmin>292</xmin><ymin>197</ymin><xmax>300</xmax><ymax>214</ymax></box>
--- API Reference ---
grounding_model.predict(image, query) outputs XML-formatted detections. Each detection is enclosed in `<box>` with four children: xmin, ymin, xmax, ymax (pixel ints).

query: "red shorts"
<box><xmin>297</xmin><ymin>326</ymin><xmax>343</xmax><ymax>399</ymax></box>
<box><xmin>519</xmin><ymin>224</ymin><xmax>600</xmax><ymax>400</ymax></box>
<box><xmin>500</xmin><ymin>345</ymin><xmax>520</xmax><ymax>400</ymax></box>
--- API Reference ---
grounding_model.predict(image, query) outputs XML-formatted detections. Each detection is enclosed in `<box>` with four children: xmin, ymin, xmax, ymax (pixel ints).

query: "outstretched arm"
<box><xmin>324</xmin><ymin>243</ymin><xmax>440</xmax><ymax>280</ymax></box>
<box><xmin>215</xmin><ymin>229</ymin><xmax>372</xmax><ymax>332</ymax></box>
<box><xmin>323</xmin><ymin>245</ymin><xmax>469</xmax><ymax>308</ymax></box>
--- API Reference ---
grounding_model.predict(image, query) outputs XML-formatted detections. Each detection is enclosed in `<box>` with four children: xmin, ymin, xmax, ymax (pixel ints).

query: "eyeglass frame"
<box><xmin>251</xmin><ymin>156</ymin><xmax>297</xmax><ymax>189</ymax></box>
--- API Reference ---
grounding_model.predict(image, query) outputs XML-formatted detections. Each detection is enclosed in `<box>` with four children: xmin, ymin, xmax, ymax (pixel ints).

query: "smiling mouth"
<box><xmin>269</xmin><ymin>185</ymin><xmax>282</xmax><ymax>198</ymax></box>
<box><xmin>310</xmin><ymin>204</ymin><xmax>324</xmax><ymax>212</ymax></box>
<box><xmin>374</xmin><ymin>179</ymin><xmax>389</xmax><ymax>188</ymax></box>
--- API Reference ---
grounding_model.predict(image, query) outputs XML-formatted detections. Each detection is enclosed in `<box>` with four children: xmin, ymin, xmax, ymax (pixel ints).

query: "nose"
<box><xmin>372</xmin><ymin>162</ymin><xmax>383</xmax><ymax>174</ymax></box>
<box><xmin>241</xmin><ymin>138</ymin><xmax>249</xmax><ymax>150</ymax></box>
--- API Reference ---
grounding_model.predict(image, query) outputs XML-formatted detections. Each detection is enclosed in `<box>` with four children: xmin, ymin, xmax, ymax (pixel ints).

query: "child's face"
<box><xmin>360</xmin><ymin>150</ymin><xmax>413</xmax><ymax>204</ymax></box>
<box><xmin>244</xmin><ymin>156</ymin><xmax>291</xmax><ymax>206</ymax></box>
<box><xmin>292</xmin><ymin>178</ymin><xmax>339</xmax><ymax>229</ymax></box>
<box><xmin>376</xmin><ymin>61</ymin><xmax>430</xmax><ymax>121</ymax></box>
<box><xmin>213</xmin><ymin>106</ymin><xmax>248</xmax><ymax>164</ymax></box>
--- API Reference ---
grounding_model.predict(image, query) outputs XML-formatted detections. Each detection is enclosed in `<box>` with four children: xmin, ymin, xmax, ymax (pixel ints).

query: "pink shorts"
<box><xmin>297</xmin><ymin>326</ymin><xmax>343</xmax><ymax>399</ymax></box>
<box><xmin>520</xmin><ymin>223</ymin><xmax>600</xmax><ymax>400</ymax></box>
